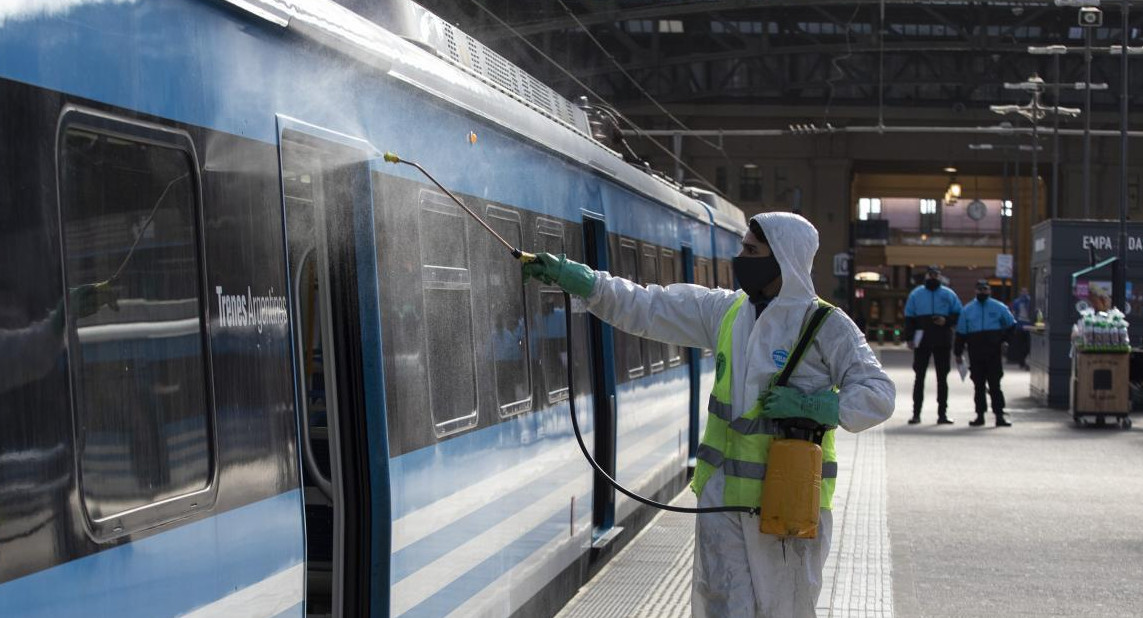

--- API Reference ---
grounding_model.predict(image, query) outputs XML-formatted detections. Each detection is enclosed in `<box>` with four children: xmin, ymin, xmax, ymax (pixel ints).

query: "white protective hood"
<box><xmin>753</xmin><ymin>211</ymin><xmax>818</xmax><ymax>305</ymax></box>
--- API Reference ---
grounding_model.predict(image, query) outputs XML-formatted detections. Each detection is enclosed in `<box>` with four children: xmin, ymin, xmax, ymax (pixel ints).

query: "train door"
<box><xmin>582</xmin><ymin>214</ymin><xmax>621</xmax><ymax>548</ymax></box>
<box><xmin>680</xmin><ymin>246</ymin><xmax>701</xmax><ymax>466</ymax></box>
<box><xmin>278</xmin><ymin>120</ymin><xmax>391</xmax><ymax>617</ymax></box>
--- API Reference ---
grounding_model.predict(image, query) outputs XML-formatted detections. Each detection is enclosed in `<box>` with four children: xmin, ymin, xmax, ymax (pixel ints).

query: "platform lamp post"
<box><xmin>992</xmin><ymin>78</ymin><xmax>1081</xmax><ymax>224</ymax></box>
<box><xmin>1027</xmin><ymin>45</ymin><xmax>1110</xmax><ymax>220</ymax></box>
<box><xmin>1028</xmin><ymin>46</ymin><xmax>1067</xmax><ymax>220</ymax></box>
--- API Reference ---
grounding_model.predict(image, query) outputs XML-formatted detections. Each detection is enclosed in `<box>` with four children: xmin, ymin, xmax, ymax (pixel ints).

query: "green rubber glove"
<box><xmin>522</xmin><ymin>252</ymin><xmax>596</xmax><ymax>297</ymax></box>
<box><xmin>71</xmin><ymin>281</ymin><xmax>119</xmax><ymax>318</ymax></box>
<box><xmin>759</xmin><ymin>385</ymin><xmax>840</xmax><ymax>428</ymax></box>
<box><xmin>52</xmin><ymin>281</ymin><xmax>120</xmax><ymax>333</ymax></box>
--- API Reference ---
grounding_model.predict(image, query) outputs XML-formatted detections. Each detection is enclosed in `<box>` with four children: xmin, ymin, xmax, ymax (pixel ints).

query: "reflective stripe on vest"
<box><xmin>690</xmin><ymin>296</ymin><xmax>840</xmax><ymax>510</ymax></box>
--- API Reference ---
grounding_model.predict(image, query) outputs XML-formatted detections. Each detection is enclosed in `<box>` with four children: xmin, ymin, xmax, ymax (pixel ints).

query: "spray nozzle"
<box><xmin>383</xmin><ymin>152</ymin><xmax>401</xmax><ymax>164</ymax></box>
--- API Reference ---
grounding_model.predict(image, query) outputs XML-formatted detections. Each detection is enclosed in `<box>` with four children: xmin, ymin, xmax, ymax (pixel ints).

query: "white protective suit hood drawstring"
<box><xmin>752</xmin><ymin>211</ymin><xmax>819</xmax><ymax>304</ymax></box>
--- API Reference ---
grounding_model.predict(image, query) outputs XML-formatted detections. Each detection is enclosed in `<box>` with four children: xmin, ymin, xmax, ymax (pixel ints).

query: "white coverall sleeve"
<box><xmin>817</xmin><ymin>311</ymin><xmax>896</xmax><ymax>432</ymax></box>
<box><xmin>585</xmin><ymin>271</ymin><xmax>739</xmax><ymax>351</ymax></box>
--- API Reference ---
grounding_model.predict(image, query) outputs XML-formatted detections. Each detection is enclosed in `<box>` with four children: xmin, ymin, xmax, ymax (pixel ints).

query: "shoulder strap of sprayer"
<box><xmin>774</xmin><ymin>300</ymin><xmax>835</xmax><ymax>387</ymax></box>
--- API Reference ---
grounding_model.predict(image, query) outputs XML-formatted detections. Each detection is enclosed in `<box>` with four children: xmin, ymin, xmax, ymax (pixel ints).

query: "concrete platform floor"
<box><xmin>556</xmin><ymin>346</ymin><xmax>1143</xmax><ymax>618</ymax></box>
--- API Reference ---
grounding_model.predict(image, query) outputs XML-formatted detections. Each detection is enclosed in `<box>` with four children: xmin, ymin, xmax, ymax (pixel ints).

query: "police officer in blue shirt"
<box><xmin>904</xmin><ymin>266</ymin><xmax>962</xmax><ymax>424</ymax></box>
<box><xmin>955</xmin><ymin>280</ymin><xmax>1016</xmax><ymax>427</ymax></box>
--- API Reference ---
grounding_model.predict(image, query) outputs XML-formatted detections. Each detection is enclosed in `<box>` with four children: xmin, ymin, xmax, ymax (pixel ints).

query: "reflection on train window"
<box><xmin>660</xmin><ymin>249</ymin><xmax>681</xmax><ymax>367</ymax></box>
<box><xmin>641</xmin><ymin>243</ymin><xmax>664</xmax><ymax>373</ymax></box>
<box><xmin>420</xmin><ymin>191</ymin><xmax>478</xmax><ymax>436</ymax></box>
<box><xmin>536</xmin><ymin>219</ymin><xmax>568</xmax><ymax>403</ymax></box>
<box><xmin>487</xmin><ymin>207</ymin><xmax>532</xmax><ymax>417</ymax></box>
<box><xmin>617</xmin><ymin>239</ymin><xmax>643</xmax><ymax>378</ymax></box>
<box><xmin>59</xmin><ymin>122</ymin><xmax>212</xmax><ymax>525</ymax></box>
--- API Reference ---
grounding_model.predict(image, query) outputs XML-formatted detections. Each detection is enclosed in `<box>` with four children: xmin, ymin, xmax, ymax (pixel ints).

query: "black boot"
<box><xmin>908</xmin><ymin>411</ymin><xmax>921</xmax><ymax>424</ymax></box>
<box><xmin>995</xmin><ymin>413</ymin><xmax>1012</xmax><ymax>427</ymax></box>
<box><xmin>937</xmin><ymin>411</ymin><xmax>954</xmax><ymax>425</ymax></box>
<box><xmin>969</xmin><ymin>413</ymin><xmax>986</xmax><ymax>427</ymax></box>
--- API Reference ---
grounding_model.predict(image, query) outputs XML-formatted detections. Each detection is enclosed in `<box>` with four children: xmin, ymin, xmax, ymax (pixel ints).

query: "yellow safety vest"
<box><xmin>690</xmin><ymin>296</ymin><xmax>839</xmax><ymax>509</ymax></box>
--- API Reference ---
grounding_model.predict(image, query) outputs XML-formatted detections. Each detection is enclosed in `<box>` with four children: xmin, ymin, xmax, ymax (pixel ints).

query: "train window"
<box><xmin>58</xmin><ymin>111</ymin><xmax>215</xmax><ymax>538</ymax></box>
<box><xmin>486</xmin><ymin>207</ymin><xmax>532</xmax><ymax>417</ymax></box>
<box><xmin>695</xmin><ymin>257</ymin><xmax>710</xmax><ymax>287</ymax></box>
<box><xmin>536</xmin><ymin>219</ymin><xmax>568</xmax><ymax>403</ymax></box>
<box><xmin>660</xmin><ymin>249</ymin><xmax>682</xmax><ymax>367</ymax></box>
<box><xmin>716</xmin><ymin>259</ymin><xmax>734</xmax><ymax>290</ymax></box>
<box><xmin>695</xmin><ymin>258</ymin><xmax>714</xmax><ymax>357</ymax></box>
<box><xmin>420</xmin><ymin>191</ymin><xmax>478</xmax><ymax>436</ymax></box>
<box><xmin>617</xmin><ymin>239</ymin><xmax>643</xmax><ymax>378</ymax></box>
<box><xmin>640</xmin><ymin>243</ymin><xmax>664</xmax><ymax>373</ymax></box>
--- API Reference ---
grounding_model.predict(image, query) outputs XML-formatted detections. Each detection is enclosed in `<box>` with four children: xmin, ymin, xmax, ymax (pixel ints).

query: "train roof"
<box><xmin>224</xmin><ymin>0</ymin><xmax>713</xmax><ymax>224</ymax></box>
<box><xmin>684</xmin><ymin>188</ymin><xmax>749</xmax><ymax>235</ymax></box>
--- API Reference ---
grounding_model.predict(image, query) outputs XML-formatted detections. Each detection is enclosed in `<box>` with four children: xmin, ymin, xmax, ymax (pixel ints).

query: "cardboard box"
<box><xmin>1073</xmin><ymin>352</ymin><xmax>1130</xmax><ymax>414</ymax></box>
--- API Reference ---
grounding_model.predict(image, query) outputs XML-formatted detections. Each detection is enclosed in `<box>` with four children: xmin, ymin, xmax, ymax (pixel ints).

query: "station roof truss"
<box><xmin>411</xmin><ymin>1</ymin><xmax>1143</xmax><ymax>119</ymax></box>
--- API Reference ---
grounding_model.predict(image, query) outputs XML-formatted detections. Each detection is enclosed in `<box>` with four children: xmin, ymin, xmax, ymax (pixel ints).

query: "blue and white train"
<box><xmin>0</xmin><ymin>1</ymin><xmax>747</xmax><ymax>616</ymax></box>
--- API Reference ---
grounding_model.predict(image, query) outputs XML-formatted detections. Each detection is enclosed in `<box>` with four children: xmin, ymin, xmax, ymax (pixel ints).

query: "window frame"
<box><xmin>485</xmin><ymin>205</ymin><xmax>533</xmax><ymax>418</ymax></box>
<box><xmin>640</xmin><ymin>242</ymin><xmax>665</xmax><ymax>374</ymax></box>
<box><xmin>660</xmin><ymin>248</ymin><xmax>683</xmax><ymax>367</ymax></box>
<box><xmin>695</xmin><ymin>257</ymin><xmax>715</xmax><ymax>357</ymax></box>
<box><xmin>56</xmin><ymin>106</ymin><xmax>218</xmax><ymax>542</ymax></box>
<box><xmin>919</xmin><ymin>198</ymin><xmax>941</xmax><ymax>234</ymax></box>
<box><xmin>617</xmin><ymin>238</ymin><xmax>645</xmax><ymax>379</ymax></box>
<box><xmin>716</xmin><ymin>259</ymin><xmax>734</xmax><ymax>290</ymax></box>
<box><xmin>858</xmin><ymin>197</ymin><xmax>882</xmax><ymax>221</ymax></box>
<box><xmin>535</xmin><ymin>217</ymin><xmax>570</xmax><ymax>404</ymax></box>
<box><xmin>419</xmin><ymin>189</ymin><xmax>480</xmax><ymax>437</ymax></box>
<box><xmin>739</xmin><ymin>165</ymin><xmax>762</xmax><ymax>201</ymax></box>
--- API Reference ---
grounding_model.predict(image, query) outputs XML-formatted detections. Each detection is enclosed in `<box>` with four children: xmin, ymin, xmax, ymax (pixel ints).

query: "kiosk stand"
<box><xmin>1029</xmin><ymin>220</ymin><xmax>1143</xmax><ymax>410</ymax></box>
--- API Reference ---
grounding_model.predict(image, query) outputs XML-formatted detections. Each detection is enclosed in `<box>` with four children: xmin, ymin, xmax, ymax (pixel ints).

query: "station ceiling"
<box><xmin>408</xmin><ymin>1</ymin><xmax>1141</xmax><ymax>122</ymax></box>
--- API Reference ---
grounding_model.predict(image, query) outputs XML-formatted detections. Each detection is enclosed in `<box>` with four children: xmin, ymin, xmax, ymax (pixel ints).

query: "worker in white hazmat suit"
<box><xmin>524</xmin><ymin>211</ymin><xmax>895</xmax><ymax>617</ymax></box>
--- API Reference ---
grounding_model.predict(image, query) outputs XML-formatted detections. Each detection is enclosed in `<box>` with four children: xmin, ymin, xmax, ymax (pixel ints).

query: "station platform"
<box><xmin>555</xmin><ymin>347</ymin><xmax>1143</xmax><ymax>618</ymax></box>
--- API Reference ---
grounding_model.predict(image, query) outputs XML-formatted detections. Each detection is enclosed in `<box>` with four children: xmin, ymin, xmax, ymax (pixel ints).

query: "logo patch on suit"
<box><xmin>715</xmin><ymin>352</ymin><xmax>726</xmax><ymax>382</ymax></box>
<box><xmin>772</xmin><ymin>349</ymin><xmax>789</xmax><ymax>369</ymax></box>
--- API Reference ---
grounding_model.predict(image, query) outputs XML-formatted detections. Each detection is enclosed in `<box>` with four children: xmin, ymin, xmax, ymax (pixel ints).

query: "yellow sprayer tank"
<box><xmin>759</xmin><ymin>438</ymin><xmax>822</xmax><ymax>539</ymax></box>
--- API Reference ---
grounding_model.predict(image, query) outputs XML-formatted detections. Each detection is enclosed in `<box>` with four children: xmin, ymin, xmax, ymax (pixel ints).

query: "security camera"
<box><xmin>1079</xmin><ymin>7</ymin><xmax>1102</xmax><ymax>27</ymax></box>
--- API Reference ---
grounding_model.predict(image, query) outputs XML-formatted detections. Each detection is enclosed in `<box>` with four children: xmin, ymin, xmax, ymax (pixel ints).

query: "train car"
<box><xmin>0</xmin><ymin>1</ymin><xmax>746</xmax><ymax>616</ymax></box>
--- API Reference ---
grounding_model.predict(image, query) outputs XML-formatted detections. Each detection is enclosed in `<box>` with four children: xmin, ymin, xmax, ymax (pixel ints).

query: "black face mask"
<box><xmin>924</xmin><ymin>278</ymin><xmax>940</xmax><ymax>290</ymax></box>
<box><xmin>977</xmin><ymin>293</ymin><xmax>990</xmax><ymax>303</ymax></box>
<box><xmin>733</xmin><ymin>255</ymin><xmax>781</xmax><ymax>303</ymax></box>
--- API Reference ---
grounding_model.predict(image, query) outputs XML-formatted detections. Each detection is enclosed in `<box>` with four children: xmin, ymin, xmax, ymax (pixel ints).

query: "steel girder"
<box><xmin>410</xmin><ymin>1</ymin><xmax>1143</xmax><ymax>114</ymax></box>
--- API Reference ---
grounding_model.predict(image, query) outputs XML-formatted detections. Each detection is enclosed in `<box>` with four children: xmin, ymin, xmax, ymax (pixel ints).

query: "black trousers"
<box><xmin>912</xmin><ymin>346</ymin><xmax>951</xmax><ymax>416</ymax></box>
<box><xmin>969</xmin><ymin>347</ymin><xmax>1005</xmax><ymax>415</ymax></box>
<box><xmin>1008</xmin><ymin>328</ymin><xmax>1030</xmax><ymax>366</ymax></box>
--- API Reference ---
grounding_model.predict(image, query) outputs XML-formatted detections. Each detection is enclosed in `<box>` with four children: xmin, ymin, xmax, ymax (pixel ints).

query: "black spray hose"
<box><xmin>380</xmin><ymin>150</ymin><xmax>752</xmax><ymax>515</ymax></box>
<box><xmin>561</xmin><ymin>291</ymin><xmax>759</xmax><ymax>516</ymax></box>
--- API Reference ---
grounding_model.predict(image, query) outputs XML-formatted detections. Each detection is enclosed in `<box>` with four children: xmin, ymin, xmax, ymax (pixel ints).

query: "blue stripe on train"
<box><xmin>395</xmin><ymin>428</ymin><xmax>686</xmax><ymax>617</ymax></box>
<box><xmin>390</xmin><ymin>365</ymin><xmax>689</xmax><ymax>519</ymax></box>
<box><xmin>0</xmin><ymin>490</ymin><xmax>304</xmax><ymax>618</ymax></box>
<box><xmin>274</xmin><ymin>601</ymin><xmax>305</xmax><ymax>618</ymax></box>
<box><xmin>391</xmin><ymin>418</ymin><xmax>684</xmax><ymax>582</ymax></box>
